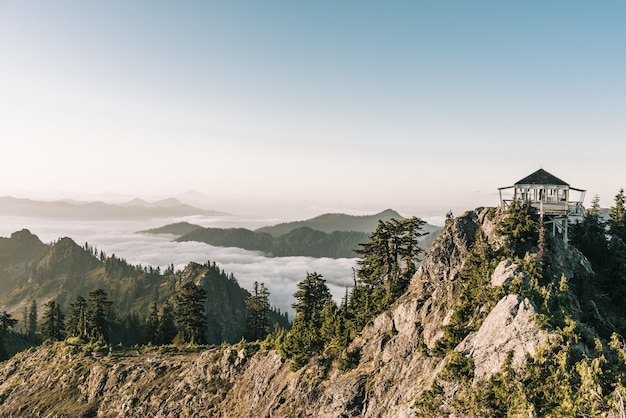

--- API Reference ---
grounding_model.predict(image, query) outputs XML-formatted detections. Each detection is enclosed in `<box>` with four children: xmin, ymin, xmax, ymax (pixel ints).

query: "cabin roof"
<box><xmin>515</xmin><ymin>168</ymin><xmax>569</xmax><ymax>186</ymax></box>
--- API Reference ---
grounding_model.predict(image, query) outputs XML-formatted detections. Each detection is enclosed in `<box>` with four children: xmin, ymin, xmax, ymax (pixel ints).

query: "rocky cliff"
<box><xmin>0</xmin><ymin>207</ymin><xmax>623</xmax><ymax>417</ymax></box>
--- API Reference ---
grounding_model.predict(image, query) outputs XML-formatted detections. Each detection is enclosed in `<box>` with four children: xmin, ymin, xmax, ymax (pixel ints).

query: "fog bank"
<box><xmin>0</xmin><ymin>216</ymin><xmax>356</xmax><ymax>316</ymax></box>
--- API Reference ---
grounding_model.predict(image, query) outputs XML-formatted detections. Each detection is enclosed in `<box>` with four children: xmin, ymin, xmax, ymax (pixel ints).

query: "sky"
<box><xmin>1</xmin><ymin>1</ymin><xmax>625</xmax><ymax>220</ymax></box>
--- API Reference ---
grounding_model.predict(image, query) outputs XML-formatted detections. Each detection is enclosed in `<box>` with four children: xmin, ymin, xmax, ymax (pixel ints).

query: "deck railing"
<box><xmin>500</xmin><ymin>199</ymin><xmax>584</xmax><ymax>216</ymax></box>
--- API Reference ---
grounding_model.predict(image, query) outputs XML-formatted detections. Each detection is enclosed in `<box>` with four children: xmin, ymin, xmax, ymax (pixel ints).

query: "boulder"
<box><xmin>490</xmin><ymin>260</ymin><xmax>530</xmax><ymax>288</ymax></box>
<box><xmin>456</xmin><ymin>294</ymin><xmax>548</xmax><ymax>381</ymax></box>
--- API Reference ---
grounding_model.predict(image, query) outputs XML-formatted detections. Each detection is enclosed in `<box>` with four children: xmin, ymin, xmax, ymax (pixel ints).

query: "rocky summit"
<box><xmin>1</xmin><ymin>207</ymin><xmax>626</xmax><ymax>417</ymax></box>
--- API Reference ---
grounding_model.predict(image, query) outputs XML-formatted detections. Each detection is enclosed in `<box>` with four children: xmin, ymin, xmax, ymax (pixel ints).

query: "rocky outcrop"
<box><xmin>456</xmin><ymin>294</ymin><xmax>548</xmax><ymax>381</ymax></box>
<box><xmin>490</xmin><ymin>260</ymin><xmax>530</xmax><ymax>287</ymax></box>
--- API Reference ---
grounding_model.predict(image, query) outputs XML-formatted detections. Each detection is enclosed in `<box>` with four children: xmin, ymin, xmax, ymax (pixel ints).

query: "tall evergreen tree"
<box><xmin>244</xmin><ymin>282</ymin><xmax>271</xmax><ymax>341</ymax></box>
<box><xmin>281</xmin><ymin>272</ymin><xmax>334</xmax><ymax>369</ymax></box>
<box><xmin>157</xmin><ymin>303</ymin><xmax>177</xmax><ymax>345</ymax></box>
<box><xmin>497</xmin><ymin>200</ymin><xmax>540</xmax><ymax>258</ymax></box>
<box><xmin>41</xmin><ymin>300</ymin><xmax>65</xmax><ymax>342</ymax></box>
<box><xmin>355</xmin><ymin>217</ymin><xmax>425</xmax><ymax>316</ymax></box>
<box><xmin>174</xmin><ymin>281</ymin><xmax>208</xmax><ymax>344</ymax></box>
<box><xmin>0</xmin><ymin>311</ymin><xmax>17</xmax><ymax>361</ymax></box>
<box><xmin>27</xmin><ymin>299</ymin><xmax>37</xmax><ymax>337</ymax></box>
<box><xmin>87</xmin><ymin>288</ymin><xmax>113</xmax><ymax>341</ymax></box>
<box><xmin>609</xmin><ymin>188</ymin><xmax>626</xmax><ymax>242</ymax></box>
<box><xmin>67</xmin><ymin>296</ymin><xmax>88</xmax><ymax>339</ymax></box>
<box><xmin>145</xmin><ymin>302</ymin><xmax>160</xmax><ymax>344</ymax></box>
<box><xmin>21</xmin><ymin>305</ymin><xmax>28</xmax><ymax>335</ymax></box>
<box><xmin>571</xmin><ymin>194</ymin><xmax>608</xmax><ymax>267</ymax></box>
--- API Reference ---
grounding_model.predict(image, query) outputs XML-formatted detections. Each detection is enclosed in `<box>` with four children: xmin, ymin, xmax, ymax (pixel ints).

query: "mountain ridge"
<box><xmin>255</xmin><ymin>208</ymin><xmax>434</xmax><ymax>236</ymax></box>
<box><xmin>0</xmin><ymin>196</ymin><xmax>228</xmax><ymax>219</ymax></box>
<box><xmin>144</xmin><ymin>209</ymin><xmax>442</xmax><ymax>259</ymax></box>
<box><xmin>175</xmin><ymin>226</ymin><xmax>369</xmax><ymax>258</ymax></box>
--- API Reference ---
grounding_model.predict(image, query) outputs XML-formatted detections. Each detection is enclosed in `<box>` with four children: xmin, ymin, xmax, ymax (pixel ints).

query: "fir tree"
<box><xmin>174</xmin><ymin>281</ymin><xmax>208</xmax><ymax>345</ymax></box>
<box><xmin>354</xmin><ymin>216</ymin><xmax>425</xmax><ymax>319</ymax></box>
<box><xmin>571</xmin><ymin>194</ymin><xmax>608</xmax><ymax>267</ymax></box>
<box><xmin>0</xmin><ymin>311</ymin><xmax>17</xmax><ymax>361</ymax></box>
<box><xmin>41</xmin><ymin>300</ymin><xmax>65</xmax><ymax>342</ymax></box>
<box><xmin>87</xmin><ymin>288</ymin><xmax>113</xmax><ymax>341</ymax></box>
<box><xmin>497</xmin><ymin>200</ymin><xmax>540</xmax><ymax>258</ymax></box>
<box><xmin>145</xmin><ymin>302</ymin><xmax>160</xmax><ymax>344</ymax></box>
<box><xmin>67</xmin><ymin>296</ymin><xmax>88</xmax><ymax>339</ymax></box>
<box><xmin>609</xmin><ymin>189</ymin><xmax>626</xmax><ymax>242</ymax></box>
<box><xmin>27</xmin><ymin>299</ymin><xmax>37</xmax><ymax>337</ymax></box>
<box><xmin>244</xmin><ymin>282</ymin><xmax>271</xmax><ymax>341</ymax></box>
<box><xmin>281</xmin><ymin>272</ymin><xmax>333</xmax><ymax>369</ymax></box>
<box><xmin>157</xmin><ymin>303</ymin><xmax>177</xmax><ymax>345</ymax></box>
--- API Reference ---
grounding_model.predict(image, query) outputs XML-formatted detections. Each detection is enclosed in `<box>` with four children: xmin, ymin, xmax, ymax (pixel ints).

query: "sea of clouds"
<box><xmin>0</xmin><ymin>215</ymin><xmax>357</xmax><ymax>316</ymax></box>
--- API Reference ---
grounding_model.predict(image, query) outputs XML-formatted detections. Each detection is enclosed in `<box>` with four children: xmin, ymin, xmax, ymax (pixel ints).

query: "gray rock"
<box><xmin>490</xmin><ymin>260</ymin><xmax>530</xmax><ymax>287</ymax></box>
<box><xmin>456</xmin><ymin>294</ymin><xmax>548</xmax><ymax>382</ymax></box>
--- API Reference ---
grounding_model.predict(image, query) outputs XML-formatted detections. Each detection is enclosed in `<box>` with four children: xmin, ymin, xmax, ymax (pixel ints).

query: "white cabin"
<box><xmin>499</xmin><ymin>168</ymin><xmax>586</xmax><ymax>245</ymax></box>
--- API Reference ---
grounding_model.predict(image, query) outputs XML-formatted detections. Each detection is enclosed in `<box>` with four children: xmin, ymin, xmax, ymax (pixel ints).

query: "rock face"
<box><xmin>490</xmin><ymin>260</ymin><xmax>530</xmax><ymax>287</ymax></box>
<box><xmin>0</xmin><ymin>208</ymin><xmax>593</xmax><ymax>417</ymax></box>
<box><xmin>456</xmin><ymin>294</ymin><xmax>547</xmax><ymax>381</ymax></box>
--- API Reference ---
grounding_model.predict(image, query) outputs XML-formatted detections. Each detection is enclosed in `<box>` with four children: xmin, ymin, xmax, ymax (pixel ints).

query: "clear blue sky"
<box><xmin>1</xmin><ymin>1</ymin><xmax>625</xmax><ymax>217</ymax></box>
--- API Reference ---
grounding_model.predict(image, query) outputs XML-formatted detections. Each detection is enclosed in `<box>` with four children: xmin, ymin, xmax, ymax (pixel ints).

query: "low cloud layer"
<box><xmin>0</xmin><ymin>216</ymin><xmax>356</xmax><ymax>316</ymax></box>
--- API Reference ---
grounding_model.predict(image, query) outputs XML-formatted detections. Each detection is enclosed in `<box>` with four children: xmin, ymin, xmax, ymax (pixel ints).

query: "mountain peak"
<box><xmin>377</xmin><ymin>208</ymin><xmax>402</xmax><ymax>218</ymax></box>
<box><xmin>9</xmin><ymin>229</ymin><xmax>41</xmax><ymax>242</ymax></box>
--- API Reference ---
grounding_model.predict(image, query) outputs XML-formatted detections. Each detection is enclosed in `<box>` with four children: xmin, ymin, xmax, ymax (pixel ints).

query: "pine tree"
<box><xmin>281</xmin><ymin>272</ymin><xmax>333</xmax><ymax>369</ymax></box>
<box><xmin>157</xmin><ymin>303</ymin><xmax>177</xmax><ymax>345</ymax></box>
<box><xmin>355</xmin><ymin>217</ymin><xmax>425</xmax><ymax>317</ymax></box>
<box><xmin>571</xmin><ymin>194</ymin><xmax>608</xmax><ymax>267</ymax></box>
<box><xmin>0</xmin><ymin>311</ymin><xmax>17</xmax><ymax>361</ymax></box>
<box><xmin>174</xmin><ymin>281</ymin><xmax>208</xmax><ymax>345</ymax></box>
<box><xmin>67</xmin><ymin>296</ymin><xmax>88</xmax><ymax>339</ymax></box>
<box><xmin>609</xmin><ymin>189</ymin><xmax>626</xmax><ymax>242</ymax></box>
<box><xmin>41</xmin><ymin>300</ymin><xmax>65</xmax><ymax>342</ymax></box>
<box><xmin>145</xmin><ymin>302</ymin><xmax>160</xmax><ymax>344</ymax></box>
<box><xmin>27</xmin><ymin>299</ymin><xmax>37</xmax><ymax>337</ymax></box>
<box><xmin>497</xmin><ymin>200</ymin><xmax>540</xmax><ymax>258</ymax></box>
<box><xmin>244</xmin><ymin>282</ymin><xmax>271</xmax><ymax>341</ymax></box>
<box><xmin>320</xmin><ymin>299</ymin><xmax>339</xmax><ymax>348</ymax></box>
<box><xmin>87</xmin><ymin>288</ymin><xmax>113</xmax><ymax>341</ymax></box>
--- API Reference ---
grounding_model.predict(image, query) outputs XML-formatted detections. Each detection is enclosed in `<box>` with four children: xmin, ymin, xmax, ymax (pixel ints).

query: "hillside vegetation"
<box><xmin>0</xmin><ymin>230</ymin><xmax>288</xmax><ymax>356</ymax></box>
<box><xmin>176</xmin><ymin>226</ymin><xmax>369</xmax><ymax>258</ymax></box>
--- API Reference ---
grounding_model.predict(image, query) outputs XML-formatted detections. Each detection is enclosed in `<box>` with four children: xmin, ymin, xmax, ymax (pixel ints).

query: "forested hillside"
<box><xmin>176</xmin><ymin>226</ymin><xmax>369</xmax><ymax>258</ymax></box>
<box><xmin>0</xmin><ymin>230</ymin><xmax>289</xmax><ymax>358</ymax></box>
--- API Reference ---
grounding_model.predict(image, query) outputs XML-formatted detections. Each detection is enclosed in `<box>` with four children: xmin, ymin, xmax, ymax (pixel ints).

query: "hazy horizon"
<box><xmin>0</xmin><ymin>189</ymin><xmax>455</xmax><ymax>227</ymax></box>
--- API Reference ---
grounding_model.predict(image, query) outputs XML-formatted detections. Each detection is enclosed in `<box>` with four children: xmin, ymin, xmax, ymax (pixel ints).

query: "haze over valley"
<box><xmin>0</xmin><ymin>197</ymin><xmax>439</xmax><ymax>316</ymax></box>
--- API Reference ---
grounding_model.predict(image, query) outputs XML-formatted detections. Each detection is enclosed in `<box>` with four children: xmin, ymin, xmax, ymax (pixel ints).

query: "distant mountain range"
<box><xmin>142</xmin><ymin>210</ymin><xmax>443</xmax><ymax>259</ymax></box>
<box><xmin>0</xmin><ymin>196</ymin><xmax>227</xmax><ymax>219</ymax></box>
<box><xmin>176</xmin><ymin>227</ymin><xmax>369</xmax><ymax>258</ymax></box>
<box><xmin>255</xmin><ymin>208</ymin><xmax>440</xmax><ymax>236</ymax></box>
<box><xmin>139</xmin><ymin>221</ymin><xmax>204</xmax><ymax>236</ymax></box>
